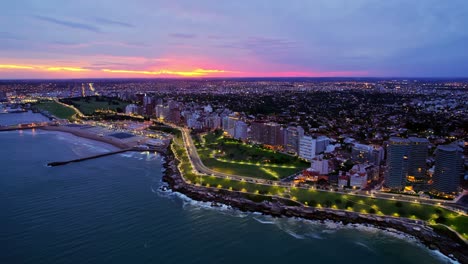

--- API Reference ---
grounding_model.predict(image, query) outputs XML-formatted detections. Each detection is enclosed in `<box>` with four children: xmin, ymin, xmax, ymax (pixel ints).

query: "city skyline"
<box><xmin>1</xmin><ymin>0</ymin><xmax>468</xmax><ymax>79</ymax></box>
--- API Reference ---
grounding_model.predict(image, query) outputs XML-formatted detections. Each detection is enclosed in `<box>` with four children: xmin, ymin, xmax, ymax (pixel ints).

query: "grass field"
<box><xmin>61</xmin><ymin>96</ymin><xmax>129</xmax><ymax>116</ymax></box>
<box><xmin>194</xmin><ymin>131</ymin><xmax>309</xmax><ymax>180</ymax></box>
<box><xmin>167</xmin><ymin>126</ymin><xmax>468</xmax><ymax>239</ymax></box>
<box><xmin>33</xmin><ymin>101</ymin><xmax>77</xmax><ymax>120</ymax></box>
<box><xmin>171</xmin><ymin>134</ymin><xmax>468</xmax><ymax>239</ymax></box>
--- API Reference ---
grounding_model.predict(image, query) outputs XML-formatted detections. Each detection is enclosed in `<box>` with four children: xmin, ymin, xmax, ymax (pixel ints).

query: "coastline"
<box><xmin>161</xmin><ymin>145</ymin><xmax>468</xmax><ymax>263</ymax></box>
<box><xmin>6</xmin><ymin>124</ymin><xmax>465</xmax><ymax>262</ymax></box>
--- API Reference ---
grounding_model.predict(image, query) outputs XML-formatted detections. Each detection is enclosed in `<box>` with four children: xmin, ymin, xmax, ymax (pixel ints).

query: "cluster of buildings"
<box><xmin>122</xmin><ymin>93</ymin><xmax>465</xmax><ymax>195</ymax></box>
<box><xmin>385</xmin><ymin>137</ymin><xmax>464</xmax><ymax>194</ymax></box>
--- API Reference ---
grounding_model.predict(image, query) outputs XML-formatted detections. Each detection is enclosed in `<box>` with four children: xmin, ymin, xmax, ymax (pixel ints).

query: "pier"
<box><xmin>47</xmin><ymin>149</ymin><xmax>132</xmax><ymax>166</ymax></box>
<box><xmin>47</xmin><ymin>146</ymin><xmax>166</xmax><ymax>167</ymax></box>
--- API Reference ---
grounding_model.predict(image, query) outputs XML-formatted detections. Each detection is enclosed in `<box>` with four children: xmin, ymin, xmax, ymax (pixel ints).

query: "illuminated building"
<box><xmin>385</xmin><ymin>137</ymin><xmax>410</xmax><ymax>189</ymax></box>
<box><xmin>283</xmin><ymin>126</ymin><xmax>304</xmax><ymax>153</ymax></box>
<box><xmin>250</xmin><ymin>122</ymin><xmax>283</xmax><ymax>146</ymax></box>
<box><xmin>433</xmin><ymin>144</ymin><xmax>463</xmax><ymax>193</ymax></box>
<box><xmin>407</xmin><ymin>137</ymin><xmax>429</xmax><ymax>181</ymax></box>
<box><xmin>385</xmin><ymin>137</ymin><xmax>429</xmax><ymax>189</ymax></box>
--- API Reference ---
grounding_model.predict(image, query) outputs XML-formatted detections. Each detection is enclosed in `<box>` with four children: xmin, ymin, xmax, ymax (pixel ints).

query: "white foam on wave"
<box><xmin>284</xmin><ymin>230</ymin><xmax>306</xmax><ymax>239</ymax></box>
<box><xmin>253</xmin><ymin>216</ymin><xmax>275</xmax><ymax>225</ymax></box>
<box><xmin>354</xmin><ymin>241</ymin><xmax>375</xmax><ymax>253</ymax></box>
<box><xmin>155</xmin><ymin>189</ymin><xmax>461</xmax><ymax>263</ymax></box>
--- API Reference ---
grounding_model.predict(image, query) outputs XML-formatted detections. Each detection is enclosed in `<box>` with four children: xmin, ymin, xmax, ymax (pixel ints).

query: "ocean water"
<box><xmin>0</xmin><ymin>129</ymin><xmax>456</xmax><ymax>264</ymax></box>
<box><xmin>0</xmin><ymin>111</ymin><xmax>50</xmax><ymax>126</ymax></box>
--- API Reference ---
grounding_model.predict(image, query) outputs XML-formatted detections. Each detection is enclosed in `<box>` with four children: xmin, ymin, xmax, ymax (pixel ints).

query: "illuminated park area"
<box><xmin>32</xmin><ymin>100</ymin><xmax>78</xmax><ymax>120</ymax></box>
<box><xmin>60</xmin><ymin>96</ymin><xmax>129</xmax><ymax>116</ymax></box>
<box><xmin>171</xmin><ymin>132</ymin><xmax>468</xmax><ymax>239</ymax></box>
<box><xmin>192</xmin><ymin>130</ymin><xmax>310</xmax><ymax>180</ymax></box>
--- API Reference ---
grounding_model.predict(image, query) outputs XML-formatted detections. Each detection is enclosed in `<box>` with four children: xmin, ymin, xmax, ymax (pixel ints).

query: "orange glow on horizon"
<box><xmin>46</xmin><ymin>67</ymin><xmax>90</xmax><ymax>72</ymax></box>
<box><xmin>0</xmin><ymin>64</ymin><xmax>89</xmax><ymax>72</ymax></box>
<box><xmin>0</xmin><ymin>63</ymin><xmax>370</xmax><ymax>78</ymax></box>
<box><xmin>0</xmin><ymin>64</ymin><xmax>35</xmax><ymax>70</ymax></box>
<box><xmin>101</xmin><ymin>68</ymin><xmax>230</xmax><ymax>77</ymax></box>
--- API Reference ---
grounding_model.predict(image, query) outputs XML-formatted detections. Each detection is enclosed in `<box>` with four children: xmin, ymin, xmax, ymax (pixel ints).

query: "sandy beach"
<box><xmin>40</xmin><ymin>125</ymin><xmax>135</xmax><ymax>149</ymax></box>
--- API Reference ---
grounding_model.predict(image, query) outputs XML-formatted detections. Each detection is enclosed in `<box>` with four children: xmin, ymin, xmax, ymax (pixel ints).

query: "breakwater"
<box><xmin>47</xmin><ymin>149</ymin><xmax>131</xmax><ymax>166</ymax></box>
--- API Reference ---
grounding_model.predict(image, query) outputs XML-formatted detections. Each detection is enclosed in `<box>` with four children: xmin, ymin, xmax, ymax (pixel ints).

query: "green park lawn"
<box><xmin>61</xmin><ymin>96</ymin><xmax>129</xmax><ymax>116</ymax></box>
<box><xmin>33</xmin><ymin>100</ymin><xmax>77</xmax><ymax>120</ymax></box>
<box><xmin>193</xmin><ymin>131</ymin><xmax>309</xmax><ymax>180</ymax></box>
<box><xmin>171</xmin><ymin>130</ymin><xmax>468</xmax><ymax>239</ymax></box>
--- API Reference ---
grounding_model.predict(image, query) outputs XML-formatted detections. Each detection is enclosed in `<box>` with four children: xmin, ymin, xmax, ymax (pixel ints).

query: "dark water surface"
<box><xmin>0</xmin><ymin>111</ymin><xmax>49</xmax><ymax>126</ymax></box>
<box><xmin>0</xmin><ymin>129</ymin><xmax>454</xmax><ymax>264</ymax></box>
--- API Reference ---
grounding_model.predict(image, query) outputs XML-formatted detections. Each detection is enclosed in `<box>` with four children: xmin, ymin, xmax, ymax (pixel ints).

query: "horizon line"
<box><xmin>1</xmin><ymin>76</ymin><xmax>468</xmax><ymax>81</ymax></box>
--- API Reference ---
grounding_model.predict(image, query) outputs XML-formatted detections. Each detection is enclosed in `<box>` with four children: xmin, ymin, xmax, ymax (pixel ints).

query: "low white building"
<box><xmin>310</xmin><ymin>156</ymin><xmax>329</xmax><ymax>175</ymax></box>
<box><xmin>348</xmin><ymin>164</ymin><xmax>368</xmax><ymax>188</ymax></box>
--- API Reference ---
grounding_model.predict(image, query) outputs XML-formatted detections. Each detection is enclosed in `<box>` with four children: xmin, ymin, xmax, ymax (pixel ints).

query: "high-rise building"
<box><xmin>432</xmin><ymin>144</ymin><xmax>463</xmax><ymax>193</ymax></box>
<box><xmin>385</xmin><ymin>137</ymin><xmax>411</xmax><ymax>189</ymax></box>
<box><xmin>250</xmin><ymin>122</ymin><xmax>283</xmax><ymax>146</ymax></box>
<box><xmin>222</xmin><ymin>116</ymin><xmax>238</xmax><ymax>136</ymax></box>
<box><xmin>315</xmin><ymin>136</ymin><xmax>330</xmax><ymax>154</ymax></box>
<box><xmin>299</xmin><ymin>136</ymin><xmax>316</xmax><ymax>161</ymax></box>
<box><xmin>385</xmin><ymin>137</ymin><xmax>429</xmax><ymax>189</ymax></box>
<box><xmin>284</xmin><ymin>126</ymin><xmax>304</xmax><ymax>153</ymax></box>
<box><xmin>407</xmin><ymin>137</ymin><xmax>429</xmax><ymax>180</ymax></box>
<box><xmin>234</xmin><ymin>121</ymin><xmax>248</xmax><ymax>140</ymax></box>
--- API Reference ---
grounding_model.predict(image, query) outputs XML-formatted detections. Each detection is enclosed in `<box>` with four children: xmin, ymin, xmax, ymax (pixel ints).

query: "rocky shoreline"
<box><xmin>161</xmin><ymin>147</ymin><xmax>468</xmax><ymax>263</ymax></box>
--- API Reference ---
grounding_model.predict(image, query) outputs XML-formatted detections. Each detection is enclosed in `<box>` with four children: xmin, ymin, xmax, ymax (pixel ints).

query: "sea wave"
<box><xmin>158</xmin><ymin>188</ymin><xmax>461</xmax><ymax>263</ymax></box>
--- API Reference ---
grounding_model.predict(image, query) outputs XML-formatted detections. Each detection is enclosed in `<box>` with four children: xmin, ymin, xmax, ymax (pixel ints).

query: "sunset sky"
<box><xmin>1</xmin><ymin>0</ymin><xmax>467</xmax><ymax>78</ymax></box>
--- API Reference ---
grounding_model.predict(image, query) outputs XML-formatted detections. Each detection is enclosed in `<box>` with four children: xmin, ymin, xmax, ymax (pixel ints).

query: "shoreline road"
<box><xmin>166</xmin><ymin>123</ymin><xmax>467</xmax><ymax>215</ymax></box>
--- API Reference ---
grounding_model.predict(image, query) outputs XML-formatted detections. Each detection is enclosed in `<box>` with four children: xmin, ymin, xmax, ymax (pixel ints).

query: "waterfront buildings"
<box><xmin>315</xmin><ymin>136</ymin><xmax>330</xmax><ymax>155</ymax></box>
<box><xmin>407</xmin><ymin>137</ymin><xmax>429</xmax><ymax>181</ymax></box>
<box><xmin>283</xmin><ymin>126</ymin><xmax>304</xmax><ymax>153</ymax></box>
<box><xmin>234</xmin><ymin>120</ymin><xmax>248</xmax><ymax>140</ymax></box>
<box><xmin>432</xmin><ymin>144</ymin><xmax>464</xmax><ymax>193</ymax></box>
<box><xmin>251</xmin><ymin>122</ymin><xmax>283</xmax><ymax>146</ymax></box>
<box><xmin>385</xmin><ymin>137</ymin><xmax>429</xmax><ymax>189</ymax></box>
<box><xmin>348</xmin><ymin>164</ymin><xmax>368</xmax><ymax>189</ymax></box>
<box><xmin>385</xmin><ymin>137</ymin><xmax>411</xmax><ymax>189</ymax></box>
<box><xmin>299</xmin><ymin>135</ymin><xmax>316</xmax><ymax>161</ymax></box>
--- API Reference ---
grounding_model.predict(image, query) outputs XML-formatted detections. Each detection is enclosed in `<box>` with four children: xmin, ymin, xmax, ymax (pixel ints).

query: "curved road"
<box><xmin>167</xmin><ymin>123</ymin><xmax>466</xmax><ymax>215</ymax></box>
